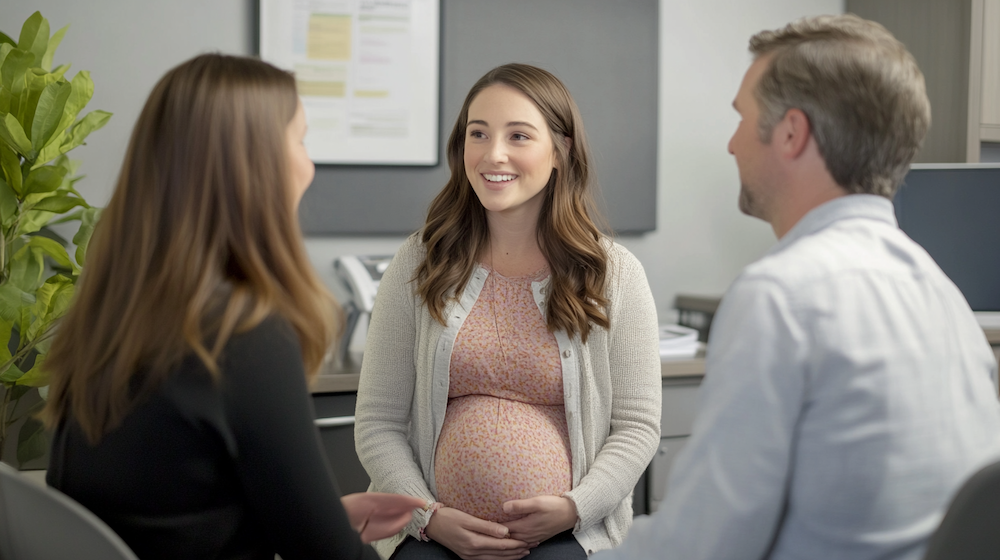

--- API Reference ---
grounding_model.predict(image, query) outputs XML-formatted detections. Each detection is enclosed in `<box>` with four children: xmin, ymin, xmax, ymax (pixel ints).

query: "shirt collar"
<box><xmin>769</xmin><ymin>194</ymin><xmax>898</xmax><ymax>256</ymax></box>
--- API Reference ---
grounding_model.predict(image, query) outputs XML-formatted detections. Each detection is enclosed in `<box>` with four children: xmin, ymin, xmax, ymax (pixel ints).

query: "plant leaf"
<box><xmin>27</xmin><ymin>235</ymin><xmax>72</xmax><ymax>269</ymax></box>
<box><xmin>0</xmin><ymin>47</ymin><xmax>34</xmax><ymax>97</ymax></box>
<box><xmin>0</xmin><ymin>176</ymin><xmax>16</xmax><ymax>226</ymax></box>
<box><xmin>7</xmin><ymin>243</ymin><xmax>45</xmax><ymax>292</ymax></box>
<box><xmin>0</xmin><ymin>31</ymin><xmax>16</xmax><ymax>47</ymax></box>
<box><xmin>0</xmin><ymin>113</ymin><xmax>33</xmax><ymax>158</ymax></box>
<box><xmin>0</xmin><ymin>43</ymin><xmax>13</xmax><ymax>92</ymax></box>
<box><xmin>51</xmin><ymin>153</ymin><xmax>79</xmax><ymax>175</ymax></box>
<box><xmin>0</xmin><ymin>284</ymin><xmax>34</xmax><ymax>322</ymax></box>
<box><xmin>16</xmin><ymin>415</ymin><xmax>47</xmax><ymax>465</ymax></box>
<box><xmin>13</xmin><ymin>209</ymin><xmax>52</xmax><ymax>237</ymax></box>
<box><xmin>33</xmin><ymin>130</ymin><xmax>65</xmax><ymax>167</ymax></box>
<box><xmin>22</xmin><ymin>69</ymin><xmax>67</xmax><ymax>141</ymax></box>
<box><xmin>9</xmin><ymin>384</ymin><xmax>32</xmax><ymax>402</ymax></box>
<box><xmin>40</xmin><ymin>24</ymin><xmax>67</xmax><ymax>71</ymax></box>
<box><xmin>48</xmin><ymin>208</ymin><xmax>82</xmax><ymax>225</ymax></box>
<box><xmin>30</xmin><ymin>80</ymin><xmax>72</xmax><ymax>151</ymax></box>
<box><xmin>0</xmin><ymin>317</ymin><xmax>13</xmax><ymax>364</ymax></box>
<box><xmin>16</xmin><ymin>12</ymin><xmax>48</xmax><ymax>67</ymax></box>
<box><xmin>22</xmin><ymin>164</ymin><xmax>66</xmax><ymax>196</ymax></box>
<box><xmin>23</xmin><ymin>275</ymin><xmax>62</xmax><ymax>340</ymax></box>
<box><xmin>26</xmin><ymin>276</ymin><xmax>74</xmax><ymax>342</ymax></box>
<box><xmin>34</xmin><ymin>70</ymin><xmax>91</xmax><ymax>165</ymax></box>
<box><xmin>7</xmin><ymin>52</ymin><xmax>38</xmax><ymax>131</ymax></box>
<box><xmin>34</xmin><ymin>224</ymin><xmax>68</xmax><ymax>245</ymax></box>
<box><xmin>48</xmin><ymin>63</ymin><xmax>70</xmax><ymax>80</ymax></box>
<box><xmin>64</xmin><ymin>70</ymin><xmax>94</xmax><ymax>123</ymax></box>
<box><xmin>73</xmin><ymin>206</ymin><xmax>101</xmax><ymax>266</ymax></box>
<box><xmin>57</xmin><ymin>109</ymin><xmax>111</xmax><ymax>156</ymax></box>
<box><xmin>29</xmin><ymin>193</ymin><xmax>85</xmax><ymax>214</ymax></box>
<box><xmin>0</xmin><ymin>144</ymin><xmax>22</xmax><ymax>195</ymax></box>
<box><xmin>0</xmin><ymin>43</ymin><xmax>12</xmax><ymax>114</ymax></box>
<box><xmin>22</xmin><ymin>69</ymin><xmax>74</xmax><ymax>167</ymax></box>
<box><xmin>0</xmin><ymin>360</ymin><xmax>25</xmax><ymax>384</ymax></box>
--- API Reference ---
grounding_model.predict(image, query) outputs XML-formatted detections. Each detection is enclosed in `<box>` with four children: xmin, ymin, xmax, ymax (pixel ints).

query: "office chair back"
<box><xmin>0</xmin><ymin>461</ymin><xmax>138</xmax><ymax>560</ymax></box>
<box><xmin>923</xmin><ymin>458</ymin><xmax>1000</xmax><ymax>560</ymax></box>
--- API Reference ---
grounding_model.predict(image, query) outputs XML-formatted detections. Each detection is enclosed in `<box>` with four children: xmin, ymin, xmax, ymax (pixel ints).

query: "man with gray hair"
<box><xmin>595</xmin><ymin>14</ymin><xmax>1000</xmax><ymax>560</ymax></box>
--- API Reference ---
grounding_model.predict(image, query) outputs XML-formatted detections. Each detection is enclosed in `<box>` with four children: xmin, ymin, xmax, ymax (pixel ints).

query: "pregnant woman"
<box><xmin>354</xmin><ymin>63</ymin><xmax>661</xmax><ymax>560</ymax></box>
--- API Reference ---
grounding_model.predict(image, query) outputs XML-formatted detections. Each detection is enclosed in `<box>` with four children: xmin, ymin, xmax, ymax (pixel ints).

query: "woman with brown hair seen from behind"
<box><xmin>355</xmin><ymin>63</ymin><xmax>662</xmax><ymax>559</ymax></box>
<box><xmin>43</xmin><ymin>53</ymin><xmax>424</xmax><ymax>560</ymax></box>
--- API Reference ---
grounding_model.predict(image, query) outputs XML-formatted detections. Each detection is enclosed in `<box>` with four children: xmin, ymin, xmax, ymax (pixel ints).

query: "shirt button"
<box><xmin>563</xmin><ymin>350</ymin><xmax>572</xmax><ymax>358</ymax></box>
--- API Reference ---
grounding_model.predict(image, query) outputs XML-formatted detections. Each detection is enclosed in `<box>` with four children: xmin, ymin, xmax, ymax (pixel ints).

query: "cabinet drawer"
<box><xmin>648</xmin><ymin>436</ymin><xmax>689</xmax><ymax>513</ymax></box>
<box><xmin>661</xmin><ymin>378</ymin><xmax>702</xmax><ymax>437</ymax></box>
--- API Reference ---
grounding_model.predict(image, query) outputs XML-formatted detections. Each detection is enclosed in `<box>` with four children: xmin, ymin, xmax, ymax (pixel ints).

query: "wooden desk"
<box><xmin>986</xmin><ymin>328</ymin><xmax>1000</xmax><ymax>345</ymax></box>
<box><xmin>311</xmin><ymin>371</ymin><xmax>362</xmax><ymax>394</ymax></box>
<box><xmin>313</xmin><ymin>328</ymin><xmax>1000</xmax><ymax>393</ymax></box>
<box><xmin>312</xmin><ymin>351</ymin><xmax>708</xmax><ymax>394</ymax></box>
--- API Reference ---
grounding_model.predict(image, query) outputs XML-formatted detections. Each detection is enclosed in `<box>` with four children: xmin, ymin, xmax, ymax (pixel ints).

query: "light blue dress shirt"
<box><xmin>597</xmin><ymin>195</ymin><xmax>1000</xmax><ymax>560</ymax></box>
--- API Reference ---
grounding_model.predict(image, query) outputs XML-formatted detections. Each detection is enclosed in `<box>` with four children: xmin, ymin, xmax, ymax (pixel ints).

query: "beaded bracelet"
<box><xmin>419</xmin><ymin>502</ymin><xmax>444</xmax><ymax>542</ymax></box>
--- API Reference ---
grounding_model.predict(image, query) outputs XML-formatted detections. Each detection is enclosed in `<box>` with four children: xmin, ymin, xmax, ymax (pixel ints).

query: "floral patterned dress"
<box><xmin>433</xmin><ymin>266</ymin><xmax>572</xmax><ymax>523</ymax></box>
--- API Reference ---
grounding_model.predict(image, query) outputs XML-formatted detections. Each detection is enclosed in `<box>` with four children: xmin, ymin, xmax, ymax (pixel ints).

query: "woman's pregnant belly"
<box><xmin>434</xmin><ymin>394</ymin><xmax>572</xmax><ymax>523</ymax></box>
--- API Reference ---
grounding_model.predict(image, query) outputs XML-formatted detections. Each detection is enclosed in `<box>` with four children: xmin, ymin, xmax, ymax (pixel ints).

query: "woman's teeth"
<box><xmin>484</xmin><ymin>174</ymin><xmax>516</xmax><ymax>182</ymax></box>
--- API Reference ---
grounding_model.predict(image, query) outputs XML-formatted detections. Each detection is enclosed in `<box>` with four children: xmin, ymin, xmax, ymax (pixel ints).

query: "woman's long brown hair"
<box><xmin>415</xmin><ymin>64</ymin><xmax>609</xmax><ymax>342</ymax></box>
<box><xmin>43</xmin><ymin>54</ymin><xmax>338</xmax><ymax>443</ymax></box>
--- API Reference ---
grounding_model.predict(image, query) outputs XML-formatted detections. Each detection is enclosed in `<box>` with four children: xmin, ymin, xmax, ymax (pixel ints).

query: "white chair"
<box><xmin>923</xmin><ymin>458</ymin><xmax>1000</xmax><ymax>560</ymax></box>
<box><xmin>0</xmin><ymin>461</ymin><xmax>138</xmax><ymax>560</ymax></box>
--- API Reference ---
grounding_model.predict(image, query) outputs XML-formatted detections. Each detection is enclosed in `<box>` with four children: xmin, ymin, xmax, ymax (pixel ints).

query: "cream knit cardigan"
<box><xmin>355</xmin><ymin>235</ymin><xmax>661</xmax><ymax>557</ymax></box>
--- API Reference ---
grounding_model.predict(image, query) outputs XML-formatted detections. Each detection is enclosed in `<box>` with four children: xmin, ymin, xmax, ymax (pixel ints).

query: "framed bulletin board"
<box><xmin>259</xmin><ymin>0</ymin><xmax>440</xmax><ymax>165</ymax></box>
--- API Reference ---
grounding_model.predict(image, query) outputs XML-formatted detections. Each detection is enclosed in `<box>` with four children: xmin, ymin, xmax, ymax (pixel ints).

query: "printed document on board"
<box><xmin>260</xmin><ymin>0</ymin><xmax>440</xmax><ymax>165</ymax></box>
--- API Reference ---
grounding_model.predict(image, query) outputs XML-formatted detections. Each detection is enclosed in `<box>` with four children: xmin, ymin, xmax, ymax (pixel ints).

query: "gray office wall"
<box><xmin>297</xmin><ymin>0</ymin><xmax>659</xmax><ymax>235</ymax></box>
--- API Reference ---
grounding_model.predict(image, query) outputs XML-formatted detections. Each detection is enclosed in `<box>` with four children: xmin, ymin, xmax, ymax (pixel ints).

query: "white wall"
<box><xmin>6</xmin><ymin>0</ymin><xmax>843</xmax><ymax>317</ymax></box>
<box><xmin>628</xmin><ymin>0</ymin><xmax>844</xmax><ymax>319</ymax></box>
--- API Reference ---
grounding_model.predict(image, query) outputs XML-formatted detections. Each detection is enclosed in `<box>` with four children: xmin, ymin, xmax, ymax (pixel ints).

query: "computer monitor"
<box><xmin>893</xmin><ymin>163</ymin><xmax>1000</xmax><ymax>312</ymax></box>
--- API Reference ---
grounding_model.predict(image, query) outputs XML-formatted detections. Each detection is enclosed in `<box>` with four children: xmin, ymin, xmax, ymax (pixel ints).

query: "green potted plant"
<box><xmin>0</xmin><ymin>11</ymin><xmax>110</xmax><ymax>467</ymax></box>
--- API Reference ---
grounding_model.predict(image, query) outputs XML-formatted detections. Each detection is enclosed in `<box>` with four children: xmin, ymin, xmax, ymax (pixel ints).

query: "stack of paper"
<box><xmin>659</xmin><ymin>324</ymin><xmax>700</xmax><ymax>358</ymax></box>
<box><xmin>975</xmin><ymin>312</ymin><xmax>1000</xmax><ymax>330</ymax></box>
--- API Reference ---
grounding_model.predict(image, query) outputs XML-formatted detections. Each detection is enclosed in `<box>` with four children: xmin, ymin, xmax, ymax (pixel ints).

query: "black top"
<box><xmin>47</xmin><ymin>317</ymin><xmax>379</xmax><ymax>560</ymax></box>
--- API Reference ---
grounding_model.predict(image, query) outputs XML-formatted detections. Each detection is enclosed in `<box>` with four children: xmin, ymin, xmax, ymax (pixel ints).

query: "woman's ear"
<box><xmin>554</xmin><ymin>134</ymin><xmax>572</xmax><ymax>170</ymax></box>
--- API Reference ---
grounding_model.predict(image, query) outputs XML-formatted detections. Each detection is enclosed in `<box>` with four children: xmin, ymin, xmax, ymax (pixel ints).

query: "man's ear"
<box><xmin>776</xmin><ymin>108</ymin><xmax>811</xmax><ymax>159</ymax></box>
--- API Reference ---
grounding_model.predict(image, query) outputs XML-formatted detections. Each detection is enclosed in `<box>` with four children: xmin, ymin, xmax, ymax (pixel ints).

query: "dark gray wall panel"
<box><xmin>298</xmin><ymin>0</ymin><xmax>658</xmax><ymax>235</ymax></box>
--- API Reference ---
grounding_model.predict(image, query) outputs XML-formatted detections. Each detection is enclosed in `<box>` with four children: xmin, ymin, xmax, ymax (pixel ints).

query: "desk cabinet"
<box><xmin>646</xmin><ymin>377</ymin><xmax>703</xmax><ymax>513</ymax></box>
<box><xmin>311</xmin><ymin>392</ymin><xmax>370</xmax><ymax>495</ymax></box>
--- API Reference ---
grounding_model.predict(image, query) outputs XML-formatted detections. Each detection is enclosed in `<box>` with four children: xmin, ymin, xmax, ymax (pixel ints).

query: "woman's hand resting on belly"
<box><xmin>502</xmin><ymin>495</ymin><xmax>578</xmax><ymax>544</ymax></box>
<box><xmin>425</xmin><ymin>506</ymin><xmax>533</xmax><ymax>560</ymax></box>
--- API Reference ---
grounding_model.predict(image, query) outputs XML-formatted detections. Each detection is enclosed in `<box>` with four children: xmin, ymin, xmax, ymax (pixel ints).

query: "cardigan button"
<box><xmin>563</xmin><ymin>350</ymin><xmax>572</xmax><ymax>358</ymax></box>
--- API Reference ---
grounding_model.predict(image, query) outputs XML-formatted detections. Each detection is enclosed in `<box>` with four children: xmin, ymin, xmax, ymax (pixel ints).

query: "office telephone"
<box><xmin>332</xmin><ymin>255</ymin><xmax>393</xmax><ymax>365</ymax></box>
